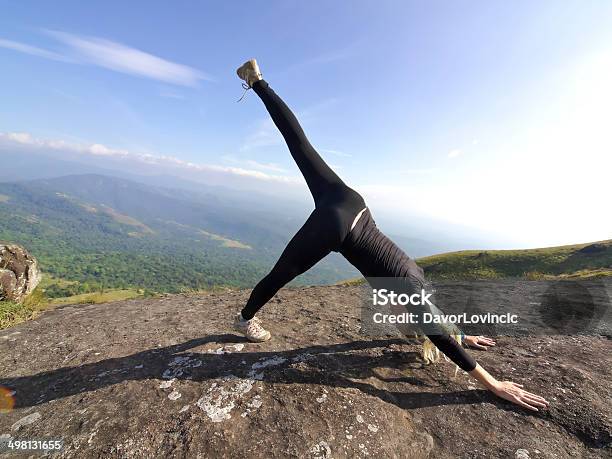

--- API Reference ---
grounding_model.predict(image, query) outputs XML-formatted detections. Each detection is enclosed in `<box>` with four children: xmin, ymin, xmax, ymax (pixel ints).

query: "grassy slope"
<box><xmin>0</xmin><ymin>289</ymin><xmax>144</xmax><ymax>329</ymax></box>
<box><xmin>0</xmin><ymin>287</ymin><xmax>47</xmax><ymax>329</ymax></box>
<box><xmin>0</xmin><ymin>300</ymin><xmax>37</xmax><ymax>329</ymax></box>
<box><xmin>337</xmin><ymin>239</ymin><xmax>612</xmax><ymax>286</ymax></box>
<box><xmin>416</xmin><ymin>239</ymin><xmax>612</xmax><ymax>280</ymax></box>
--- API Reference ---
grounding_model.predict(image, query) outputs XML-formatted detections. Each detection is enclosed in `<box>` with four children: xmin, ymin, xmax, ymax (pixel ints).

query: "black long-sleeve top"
<box><xmin>339</xmin><ymin>208</ymin><xmax>477</xmax><ymax>372</ymax></box>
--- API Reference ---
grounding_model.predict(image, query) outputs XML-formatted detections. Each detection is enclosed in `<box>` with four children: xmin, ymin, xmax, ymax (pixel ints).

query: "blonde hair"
<box><xmin>419</xmin><ymin>321</ymin><xmax>464</xmax><ymax>376</ymax></box>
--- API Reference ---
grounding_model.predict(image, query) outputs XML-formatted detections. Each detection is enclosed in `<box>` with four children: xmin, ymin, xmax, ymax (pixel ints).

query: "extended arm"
<box><xmin>426</xmin><ymin>326</ymin><xmax>548</xmax><ymax>411</ymax></box>
<box><xmin>469</xmin><ymin>363</ymin><xmax>549</xmax><ymax>411</ymax></box>
<box><xmin>428</xmin><ymin>310</ymin><xmax>548</xmax><ymax>411</ymax></box>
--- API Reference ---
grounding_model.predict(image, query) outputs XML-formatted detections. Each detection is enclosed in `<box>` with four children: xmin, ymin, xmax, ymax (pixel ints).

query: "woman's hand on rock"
<box><xmin>464</xmin><ymin>335</ymin><xmax>496</xmax><ymax>350</ymax></box>
<box><xmin>491</xmin><ymin>381</ymin><xmax>549</xmax><ymax>412</ymax></box>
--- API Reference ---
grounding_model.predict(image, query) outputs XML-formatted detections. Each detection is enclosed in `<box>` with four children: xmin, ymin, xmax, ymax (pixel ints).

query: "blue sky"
<box><xmin>1</xmin><ymin>1</ymin><xmax>611</xmax><ymax>247</ymax></box>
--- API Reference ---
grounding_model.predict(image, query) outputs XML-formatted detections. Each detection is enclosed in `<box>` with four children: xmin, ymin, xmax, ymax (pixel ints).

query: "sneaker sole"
<box><xmin>249</xmin><ymin>331</ymin><xmax>271</xmax><ymax>343</ymax></box>
<box><xmin>233</xmin><ymin>324</ymin><xmax>272</xmax><ymax>342</ymax></box>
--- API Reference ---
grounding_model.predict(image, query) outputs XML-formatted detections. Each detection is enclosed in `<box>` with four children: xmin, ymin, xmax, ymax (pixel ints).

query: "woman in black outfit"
<box><xmin>233</xmin><ymin>59</ymin><xmax>548</xmax><ymax>412</ymax></box>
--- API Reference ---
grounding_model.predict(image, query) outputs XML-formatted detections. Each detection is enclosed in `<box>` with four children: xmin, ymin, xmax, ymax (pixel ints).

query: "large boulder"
<box><xmin>0</xmin><ymin>243</ymin><xmax>41</xmax><ymax>303</ymax></box>
<box><xmin>1</xmin><ymin>283</ymin><xmax>610</xmax><ymax>457</ymax></box>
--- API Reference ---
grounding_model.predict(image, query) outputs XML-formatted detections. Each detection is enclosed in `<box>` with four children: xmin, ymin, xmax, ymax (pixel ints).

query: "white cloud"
<box><xmin>0</xmin><ymin>38</ymin><xmax>69</xmax><ymax>62</ymax></box>
<box><xmin>0</xmin><ymin>31</ymin><xmax>210</xmax><ymax>87</ymax></box>
<box><xmin>4</xmin><ymin>132</ymin><xmax>35</xmax><ymax>144</ymax></box>
<box><xmin>89</xmin><ymin>143</ymin><xmax>129</xmax><ymax>156</ymax></box>
<box><xmin>0</xmin><ymin>131</ymin><xmax>297</xmax><ymax>184</ymax></box>
<box><xmin>447</xmin><ymin>149</ymin><xmax>462</xmax><ymax>159</ymax></box>
<box><xmin>45</xmin><ymin>30</ymin><xmax>210</xmax><ymax>86</ymax></box>
<box><xmin>1</xmin><ymin>131</ymin><xmax>129</xmax><ymax>157</ymax></box>
<box><xmin>222</xmin><ymin>155</ymin><xmax>288</xmax><ymax>173</ymax></box>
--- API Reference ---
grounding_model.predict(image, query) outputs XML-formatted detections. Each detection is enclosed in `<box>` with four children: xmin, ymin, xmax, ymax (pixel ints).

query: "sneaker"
<box><xmin>236</xmin><ymin>59</ymin><xmax>263</xmax><ymax>88</ymax></box>
<box><xmin>233</xmin><ymin>313</ymin><xmax>271</xmax><ymax>342</ymax></box>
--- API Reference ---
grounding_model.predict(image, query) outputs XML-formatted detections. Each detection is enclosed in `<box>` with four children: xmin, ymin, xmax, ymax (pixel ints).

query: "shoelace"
<box><xmin>236</xmin><ymin>71</ymin><xmax>263</xmax><ymax>102</ymax></box>
<box><xmin>236</xmin><ymin>82</ymin><xmax>251</xmax><ymax>102</ymax></box>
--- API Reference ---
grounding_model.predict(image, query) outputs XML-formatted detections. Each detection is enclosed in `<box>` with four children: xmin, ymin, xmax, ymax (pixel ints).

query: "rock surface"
<box><xmin>0</xmin><ymin>244</ymin><xmax>41</xmax><ymax>303</ymax></box>
<box><xmin>0</xmin><ymin>284</ymin><xmax>610</xmax><ymax>458</ymax></box>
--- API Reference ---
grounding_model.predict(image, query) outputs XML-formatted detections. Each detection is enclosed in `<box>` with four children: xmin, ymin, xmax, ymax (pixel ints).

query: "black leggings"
<box><xmin>241</xmin><ymin>80</ymin><xmax>366</xmax><ymax>320</ymax></box>
<box><xmin>240</xmin><ymin>80</ymin><xmax>477</xmax><ymax>372</ymax></box>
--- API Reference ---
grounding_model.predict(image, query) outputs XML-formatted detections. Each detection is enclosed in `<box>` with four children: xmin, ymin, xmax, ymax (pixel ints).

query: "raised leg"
<box><xmin>252</xmin><ymin>80</ymin><xmax>345</xmax><ymax>206</ymax></box>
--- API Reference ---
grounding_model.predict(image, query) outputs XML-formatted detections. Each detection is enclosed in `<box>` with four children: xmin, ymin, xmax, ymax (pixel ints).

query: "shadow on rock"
<box><xmin>1</xmin><ymin>334</ymin><xmax>508</xmax><ymax>413</ymax></box>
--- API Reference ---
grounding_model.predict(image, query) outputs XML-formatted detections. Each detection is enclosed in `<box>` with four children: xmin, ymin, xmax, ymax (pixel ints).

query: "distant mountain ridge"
<box><xmin>0</xmin><ymin>148</ymin><xmax>507</xmax><ymax>256</ymax></box>
<box><xmin>0</xmin><ymin>174</ymin><xmax>358</xmax><ymax>295</ymax></box>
